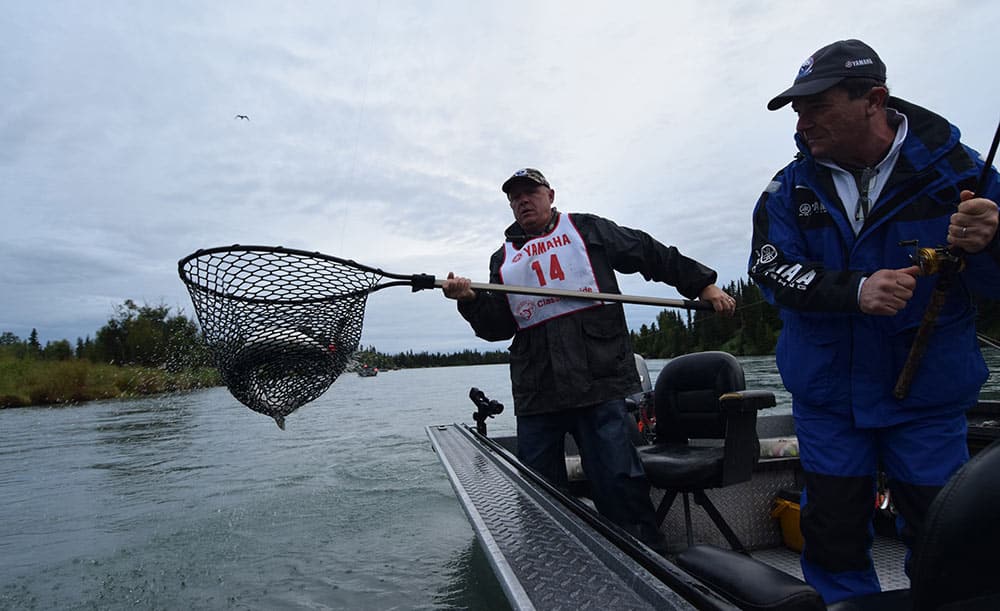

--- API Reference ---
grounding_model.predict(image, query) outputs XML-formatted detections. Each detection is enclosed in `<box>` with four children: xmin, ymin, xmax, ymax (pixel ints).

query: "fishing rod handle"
<box><xmin>893</xmin><ymin>283</ymin><xmax>951</xmax><ymax>399</ymax></box>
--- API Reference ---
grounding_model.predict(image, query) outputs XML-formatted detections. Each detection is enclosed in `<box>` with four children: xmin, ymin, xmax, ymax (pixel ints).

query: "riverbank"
<box><xmin>0</xmin><ymin>357</ymin><xmax>220</xmax><ymax>408</ymax></box>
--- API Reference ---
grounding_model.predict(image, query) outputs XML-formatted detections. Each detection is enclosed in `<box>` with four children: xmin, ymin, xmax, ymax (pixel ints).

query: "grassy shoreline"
<box><xmin>0</xmin><ymin>357</ymin><xmax>221</xmax><ymax>408</ymax></box>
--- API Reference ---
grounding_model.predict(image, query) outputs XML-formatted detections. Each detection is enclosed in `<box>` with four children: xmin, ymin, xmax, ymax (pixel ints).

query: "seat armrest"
<box><xmin>721</xmin><ymin>390</ymin><xmax>777</xmax><ymax>413</ymax></box>
<box><xmin>676</xmin><ymin>544</ymin><xmax>824</xmax><ymax>611</ymax></box>
<box><xmin>719</xmin><ymin>392</ymin><xmax>770</xmax><ymax>482</ymax></box>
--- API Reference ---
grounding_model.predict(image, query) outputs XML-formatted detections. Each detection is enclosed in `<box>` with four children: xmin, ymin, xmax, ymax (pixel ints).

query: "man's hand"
<box><xmin>859</xmin><ymin>266</ymin><xmax>921</xmax><ymax>315</ymax></box>
<box><xmin>698</xmin><ymin>284</ymin><xmax>736</xmax><ymax>316</ymax></box>
<box><xmin>442</xmin><ymin>272</ymin><xmax>476</xmax><ymax>301</ymax></box>
<box><xmin>947</xmin><ymin>190</ymin><xmax>999</xmax><ymax>252</ymax></box>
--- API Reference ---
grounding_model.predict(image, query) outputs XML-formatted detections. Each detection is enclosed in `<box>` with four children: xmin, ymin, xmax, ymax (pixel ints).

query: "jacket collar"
<box><xmin>504</xmin><ymin>209</ymin><xmax>560</xmax><ymax>245</ymax></box>
<box><xmin>794</xmin><ymin>96</ymin><xmax>959</xmax><ymax>174</ymax></box>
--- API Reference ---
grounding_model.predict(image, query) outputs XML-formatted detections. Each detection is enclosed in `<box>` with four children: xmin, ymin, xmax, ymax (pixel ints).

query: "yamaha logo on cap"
<box><xmin>845</xmin><ymin>58</ymin><xmax>875</xmax><ymax>69</ymax></box>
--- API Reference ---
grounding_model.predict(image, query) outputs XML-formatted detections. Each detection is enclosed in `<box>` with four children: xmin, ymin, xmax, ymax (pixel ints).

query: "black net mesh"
<box><xmin>179</xmin><ymin>247</ymin><xmax>380</xmax><ymax>428</ymax></box>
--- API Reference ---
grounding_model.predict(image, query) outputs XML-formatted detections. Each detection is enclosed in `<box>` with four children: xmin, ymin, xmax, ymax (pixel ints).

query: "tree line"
<box><xmin>0</xmin><ymin>300</ymin><xmax>219</xmax><ymax>407</ymax></box>
<box><xmin>630</xmin><ymin>280</ymin><xmax>782</xmax><ymax>358</ymax></box>
<box><xmin>1</xmin><ymin>299</ymin><xmax>212</xmax><ymax>370</ymax></box>
<box><xmin>352</xmin><ymin>347</ymin><xmax>512</xmax><ymax>370</ymax></box>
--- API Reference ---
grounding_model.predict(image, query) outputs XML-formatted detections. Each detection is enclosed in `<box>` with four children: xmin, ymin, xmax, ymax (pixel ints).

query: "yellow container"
<box><xmin>771</xmin><ymin>497</ymin><xmax>803</xmax><ymax>552</ymax></box>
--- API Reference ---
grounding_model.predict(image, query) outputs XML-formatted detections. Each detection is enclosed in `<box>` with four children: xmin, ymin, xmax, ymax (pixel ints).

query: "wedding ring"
<box><xmin>962</xmin><ymin>226</ymin><xmax>968</xmax><ymax>237</ymax></box>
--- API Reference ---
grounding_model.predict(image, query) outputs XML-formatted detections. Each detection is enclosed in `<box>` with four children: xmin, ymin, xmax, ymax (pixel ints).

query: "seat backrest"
<box><xmin>911</xmin><ymin>439</ymin><xmax>1000</xmax><ymax>610</ymax></box>
<box><xmin>654</xmin><ymin>351</ymin><xmax>746</xmax><ymax>443</ymax></box>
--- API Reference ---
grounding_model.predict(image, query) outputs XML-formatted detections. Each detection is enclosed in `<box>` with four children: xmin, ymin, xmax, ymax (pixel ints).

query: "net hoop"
<box><xmin>179</xmin><ymin>245</ymin><xmax>381</xmax><ymax>428</ymax></box>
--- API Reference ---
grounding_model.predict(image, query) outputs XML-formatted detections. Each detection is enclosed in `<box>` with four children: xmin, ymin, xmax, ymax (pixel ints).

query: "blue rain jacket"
<box><xmin>749</xmin><ymin>98</ymin><xmax>1000</xmax><ymax>427</ymax></box>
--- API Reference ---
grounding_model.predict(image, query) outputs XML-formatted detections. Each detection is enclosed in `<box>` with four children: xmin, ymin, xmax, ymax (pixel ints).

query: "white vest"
<box><xmin>499</xmin><ymin>214</ymin><xmax>605</xmax><ymax>330</ymax></box>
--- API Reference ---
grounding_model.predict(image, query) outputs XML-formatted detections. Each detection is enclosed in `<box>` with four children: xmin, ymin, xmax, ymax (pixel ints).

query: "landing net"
<box><xmin>179</xmin><ymin>246</ymin><xmax>378</xmax><ymax>428</ymax></box>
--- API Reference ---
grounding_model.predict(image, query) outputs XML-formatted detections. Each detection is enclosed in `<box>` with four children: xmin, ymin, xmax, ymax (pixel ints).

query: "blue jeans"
<box><xmin>516</xmin><ymin>399</ymin><xmax>664</xmax><ymax>549</ymax></box>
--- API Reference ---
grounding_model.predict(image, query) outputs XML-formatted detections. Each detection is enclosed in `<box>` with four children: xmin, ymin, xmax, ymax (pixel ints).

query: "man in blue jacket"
<box><xmin>444</xmin><ymin>168</ymin><xmax>734</xmax><ymax>551</ymax></box>
<box><xmin>750</xmin><ymin>39</ymin><xmax>1000</xmax><ymax>603</ymax></box>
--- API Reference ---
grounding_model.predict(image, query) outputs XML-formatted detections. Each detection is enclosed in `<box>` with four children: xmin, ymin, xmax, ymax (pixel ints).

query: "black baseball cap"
<box><xmin>501</xmin><ymin>168</ymin><xmax>550</xmax><ymax>194</ymax></box>
<box><xmin>768</xmin><ymin>39</ymin><xmax>886</xmax><ymax>111</ymax></box>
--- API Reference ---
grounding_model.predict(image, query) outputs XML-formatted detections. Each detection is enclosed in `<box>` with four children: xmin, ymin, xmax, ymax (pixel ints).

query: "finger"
<box><xmin>960</xmin><ymin>189</ymin><xmax>975</xmax><ymax>202</ymax></box>
<box><xmin>892</xmin><ymin>273</ymin><xmax>917</xmax><ymax>293</ymax></box>
<box><xmin>893</xmin><ymin>289</ymin><xmax>913</xmax><ymax>304</ymax></box>
<box><xmin>873</xmin><ymin>295</ymin><xmax>899</xmax><ymax>316</ymax></box>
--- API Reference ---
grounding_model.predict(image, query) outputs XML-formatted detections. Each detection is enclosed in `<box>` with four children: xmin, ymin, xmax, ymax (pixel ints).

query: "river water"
<box><xmin>1</xmin><ymin>354</ymin><xmax>997</xmax><ymax>610</ymax></box>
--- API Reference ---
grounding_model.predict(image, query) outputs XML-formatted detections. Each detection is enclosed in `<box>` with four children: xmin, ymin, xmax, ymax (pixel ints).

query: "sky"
<box><xmin>3</xmin><ymin>1</ymin><xmax>999</xmax><ymax>354</ymax></box>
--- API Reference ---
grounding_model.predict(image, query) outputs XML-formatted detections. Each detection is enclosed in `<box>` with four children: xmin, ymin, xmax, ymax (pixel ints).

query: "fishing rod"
<box><xmin>178</xmin><ymin>244</ymin><xmax>714</xmax><ymax>428</ymax></box>
<box><xmin>976</xmin><ymin>118</ymin><xmax>1000</xmax><ymax>194</ymax></box>
<box><xmin>977</xmin><ymin>333</ymin><xmax>1000</xmax><ymax>352</ymax></box>
<box><xmin>894</xmin><ymin>118</ymin><xmax>1000</xmax><ymax>399</ymax></box>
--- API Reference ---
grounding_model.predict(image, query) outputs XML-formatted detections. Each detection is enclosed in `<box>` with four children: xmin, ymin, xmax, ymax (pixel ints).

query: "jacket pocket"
<box><xmin>892</xmin><ymin>318</ymin><xmax>987</xmax><ymax>409</ymax></box>
<box><xmin>776</xmin><ymin>315</ymin><xmax>845</xmax><ymax>407</ymax></box>
<box><xmin>508</xmin><ymin>335</ymin><xmax>541</xmax><ymax>395</ymax></box>
<box><xmin>582</xmin><ymin>316</ymin><xmax>629</xmax><ymax>380</ymax></box>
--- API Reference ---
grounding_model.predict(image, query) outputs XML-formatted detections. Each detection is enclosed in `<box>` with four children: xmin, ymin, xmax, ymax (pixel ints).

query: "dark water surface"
<box><xmin>2</xmin><ymin>354</ymin><xmax>997</xmax><ymax>609</ymax></box>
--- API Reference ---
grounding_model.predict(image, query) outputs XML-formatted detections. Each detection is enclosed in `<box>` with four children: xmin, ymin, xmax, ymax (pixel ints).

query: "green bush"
<box><xmin>0</xmin><ymin>356</ymin><xmax>221</xmax><ymax>408</ymax></box>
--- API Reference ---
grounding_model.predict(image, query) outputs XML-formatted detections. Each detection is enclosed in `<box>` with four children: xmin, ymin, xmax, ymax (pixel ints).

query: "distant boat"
<box><xmin>358</xmin><ymin>365</ymin><xmax>378</xmax><ymax>377</ymax></box>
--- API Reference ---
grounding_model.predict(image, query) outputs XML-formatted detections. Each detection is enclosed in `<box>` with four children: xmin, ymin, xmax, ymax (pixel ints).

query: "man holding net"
<box><xmin>442</xmin><ymin>168</ymin><xmax>734</xmax><ymax>551</ymax></box>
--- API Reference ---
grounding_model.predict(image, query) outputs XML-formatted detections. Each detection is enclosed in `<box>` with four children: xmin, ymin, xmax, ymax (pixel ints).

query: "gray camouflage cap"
<box><xmin>501</xmin><ymin>168</ymin><xmax>550</xmax><ymax>194</ymax></box>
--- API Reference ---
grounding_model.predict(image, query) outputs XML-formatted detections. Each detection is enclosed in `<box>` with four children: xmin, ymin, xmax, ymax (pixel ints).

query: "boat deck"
<box><xmin>428</xmin><ymin>422</ymin><xmax>913</xmax><ymax>610</ymax></box>
<box><xmin>753</xmin><ymin>537</ymin><xmax>909</xmax><ymax>590</ymax></box>
<box><xmin>427</xmin><ymin>423</ymin><xmax>736</xmax><ymax>611</ymax></box>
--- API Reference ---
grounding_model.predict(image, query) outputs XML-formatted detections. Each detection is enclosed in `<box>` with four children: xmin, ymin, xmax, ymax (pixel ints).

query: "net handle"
<box><xmin>178</xmin><ymin>245</ymin><xmax>713</xmax><ymax>311</ymax></box>
<box><xmin>432</xmin><ymin>279</ymin><xmax>713</xmax><ymax>311</ymax></box>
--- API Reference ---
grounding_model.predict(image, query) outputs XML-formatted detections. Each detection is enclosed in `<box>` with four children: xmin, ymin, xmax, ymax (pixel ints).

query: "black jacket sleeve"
<box><xmin>573</xmin><ymin>213</ymin><xmax>718</xmax><ymax>299</ymax></box>
<box><xmin>456</xmin><ymin>246</ymin><xmax>518</xmax><ymax>342</ymax></box>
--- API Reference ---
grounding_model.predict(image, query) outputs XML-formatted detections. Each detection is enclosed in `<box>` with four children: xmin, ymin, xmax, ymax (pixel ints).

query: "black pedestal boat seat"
<box><xmin>636</xmin><ymin>351</ymin><xmax>776</xmax><ymax>553</ymax></box>
<box><xmin>674</xmin><ymin>438</ymin><xmax>1000</xmax><ymax>610</ymax></box>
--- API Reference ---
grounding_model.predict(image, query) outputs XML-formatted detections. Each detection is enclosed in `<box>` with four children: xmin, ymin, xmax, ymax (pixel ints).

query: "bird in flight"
<box><xmin>235</xmin><ymin>114</ymin><xmax>250</xmax><ymax>120</ymax></box>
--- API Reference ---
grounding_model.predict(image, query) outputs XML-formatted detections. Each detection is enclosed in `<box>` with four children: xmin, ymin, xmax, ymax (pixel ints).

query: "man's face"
<box><xmin>791</xmin><ymin>86</ymin><xmax>873</xmax><ymax>165</ymax></box>
<box><xmin>507</xmin><ymin>183</ymin><xmax>554</xmax><ymax>233</ymax></box>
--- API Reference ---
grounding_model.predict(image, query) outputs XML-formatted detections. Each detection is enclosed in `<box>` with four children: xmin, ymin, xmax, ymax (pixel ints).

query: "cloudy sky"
<box><xmin>4</xmin><ymin>1</ymin><xmax>999</xmax><ymax>354</ymax></box>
